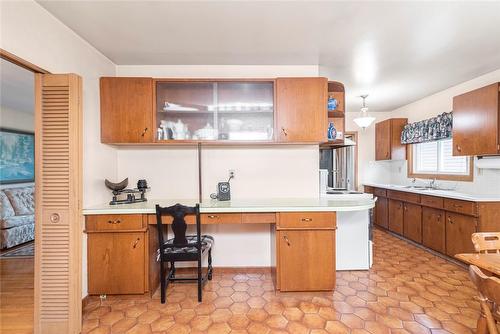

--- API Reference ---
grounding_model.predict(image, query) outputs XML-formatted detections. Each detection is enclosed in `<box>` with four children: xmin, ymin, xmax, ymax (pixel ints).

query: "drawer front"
<box><xmin>148</xmin><ymin>214</ymin><xmax>196</xmax><ymax>225</ymax></box>
<box><xmin>242</xmin><ymin>213</ymin><xmax>276</xmax><ymax>224</ymax></box>
<box><xmin>373</xmin><ymin>188</ymin><xmax>387</xmax><ymax>198</ymax></box>
<box><xmin>86</xmin><ymin>214</ymin><xmax>144</xmax><ymax>232</ymax></box>
<box><xmin>420</xmin><ymin>195</ymin><xmax>444</xmax><ymax>209</ymax></box>
<box><xmin>201</xmin><ymin>213</ymin><xmax>242</xmax><ymax>224</ymax></box>
<box><xmin>387</xmin><ymin>190</ymin><xmax>420</xmax><ymax>204</ymax></box>
<box><xmin>364</xmin><ymin>186</ymin><xmax>374</xmax><ymax>194</ymax></box>
<box><xmin>444</xmin><ymin>198</ymin><xmax>478</xmax><ymax>216</ymax></box>
<box><xmin>278</xmin><ymin>212</ymin><xmax>336</xmax><ymax>229</ymax></box>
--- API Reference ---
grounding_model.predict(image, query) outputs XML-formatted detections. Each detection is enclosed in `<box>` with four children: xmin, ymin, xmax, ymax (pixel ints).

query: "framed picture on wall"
<box><xmin>0</xmin><ymin>128</ymin><xmax>35</xmax><ymax>184</ymax></box>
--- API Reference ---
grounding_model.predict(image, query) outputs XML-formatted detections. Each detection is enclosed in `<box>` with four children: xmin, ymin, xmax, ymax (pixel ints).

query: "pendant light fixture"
<box><xmin>353</xmin><ymin>94</ymin><xmax>376</xmax><ymax>130</ymax></box>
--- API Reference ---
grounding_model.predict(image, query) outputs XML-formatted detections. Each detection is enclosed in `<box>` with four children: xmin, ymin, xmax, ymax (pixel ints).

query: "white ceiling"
<box><xmin>37</xmin><ymin>1</ymin><xmax>500</xmax><ymax>112</ymax></box>
<box><xmin>0</xmin><ymin>58</ymin><xmax>35</xmax><ymax>114</ymax></box>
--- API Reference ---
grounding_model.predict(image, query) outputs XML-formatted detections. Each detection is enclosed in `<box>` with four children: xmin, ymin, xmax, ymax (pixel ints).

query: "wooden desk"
<box><xmin>455</xmin><ymin>253</ymin><xmax>500</xmax><ymax>277</ymax></box>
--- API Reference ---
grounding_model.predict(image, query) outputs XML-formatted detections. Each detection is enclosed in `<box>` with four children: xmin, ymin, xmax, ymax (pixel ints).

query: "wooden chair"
<box><xmin>155</xmin><ymin>203</ymin><xmax>213</xmax><ymax>303</ymax></box>
<box><xmin>472</xmin><ymin>232</ymin><xmax>500</xmax><ymax>253</ymax></box>
<box><xmin>469</xmin><ymin>265</ymin><xmax>500</xmax><ymax>334</ymax></box>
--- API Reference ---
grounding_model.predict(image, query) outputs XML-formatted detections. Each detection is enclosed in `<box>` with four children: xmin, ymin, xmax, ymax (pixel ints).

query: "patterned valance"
<box><xmin>401</xmin><ymin>112</ymin><xmax>452</xmax><ymax>144</ymax></box>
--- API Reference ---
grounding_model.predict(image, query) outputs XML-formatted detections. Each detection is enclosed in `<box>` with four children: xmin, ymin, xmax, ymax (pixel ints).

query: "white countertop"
<box><xmin>364</xmin><ymin>182</ymin><xmax>500</xmax><ymax>202</ymax></box>
<box><xmin>82</xmin><ymin>197</ymin><xmax>375</xmax><ymax>215</ymax></box>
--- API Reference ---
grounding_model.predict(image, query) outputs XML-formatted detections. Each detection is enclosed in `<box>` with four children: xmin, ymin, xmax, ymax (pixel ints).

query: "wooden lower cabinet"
<box><xmin>445</xmin><ymin>212</ymin><xmax>477</xmax><ymax>257</ymax></box>
<box><xmin>422</xmin><ymin>207</ymin><xmax>446</xmax><ymax>253</ymax></box>
<box><xmin>403</xmin><ymin>203</ymin><xmax>422</xmax><ymax>243</ymax></box>
<box><xmin>375</xmin><ymin>197</ymin><xmax>388</xmax><ymax>229</ymax></box>
<box><xmin>388</xmin><ymin>200</ymin><xmax>404</xmax><ymax>235</ymax></box>
<box><xmin>88</xmin><ymin>232</ymin><xmax>147</xmax><ymax>294</ymax></box>
<box><xmin>278</xmin><ymin>230</ymin><xmax>335</xmax><ymax>291</ymax></box>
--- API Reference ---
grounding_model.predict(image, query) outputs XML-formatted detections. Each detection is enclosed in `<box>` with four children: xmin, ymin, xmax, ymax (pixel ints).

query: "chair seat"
<box><xmin>162</xmin><ymin>235</ymin><xmax>213</xmax><ymax>255</ymax></box>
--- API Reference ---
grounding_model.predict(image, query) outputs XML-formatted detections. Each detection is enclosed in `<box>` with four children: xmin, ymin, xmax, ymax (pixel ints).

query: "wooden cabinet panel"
<box><xmin>452</xmin><ymin>83</ymin><xmax>499</xmax><ymax>156</ymax></box>
<box><xmin>86</xmin><ymin>214</ymin><xmax>145</xmax><ymax>232</ymax></box>
<box><xmin>388</xmin><ymin>200</ymin><xmax>404</xmax><ymax>235</ymax></box>
<box><xmin>276</xmin><ymin>77</ymin><xmax>328</xmax><ymax>142</ymax></box>
<box><xmin>375</xmin><ymin>196</ymin><xmax>388</xmax><ymax>229</ymax></box>
<box><xmin>88</xmin><ymin>232</ymin><xmax>146</xmax><ymax>294</ymax></box>
<box><xmin>201</xmin><ymin>213</ymin><xmax>242</xmax><ymax>224</ymax></box>
<box><xmin>373</xmin><ymin>188</ymin><xmax>387</xmax><ymax>198</ymax></box>
<box><xmin>443</xmin><ymin>198</ymin><xmax>478</xmax><ymax>216</ymax></box>
<box><xmin>242</xmin><ymin>213</ymin><xmax>277</xmax><ymax>224</ymax></box>
<box><xmin>422</xmin><ymin>207</ymin><xmax>445</xmax><ymax>253</ymax></box>
<box><xmin>375</xmin><ymin>118</ymin><xmax>408</xmax><ymax>161</ymax></box>
<box><xmin>375</xmin><ymin>120</ymin><xmax>391</xmax><ymax>161</ymax></box>
<box><xmin>421</xmin><ymin>195</ymin><xmax>444</xmax><ymax>209</ymax></box>
<box><xmin>403</xmin><ymin>203</ymin><xmax>422</xmax><ymax>243</ymax></box>
<box><xmin>278</xmin><ymin>212</ymin><xmax>336</xmax><ymax>229</ymax></box>
<box><xmin>387</xmin><ymin>190</ymin><xmax>420</xmax><ymax>204</ymax></box>
<box><xmin>278</xmin><ymin>230</ymin><xmax>335</xmax><ymax>291</ymax></box>
<box><xmin>100</xmin><ymin>77</ymin><xmax>153</xmax><ymax>143</ymax></box>
<box><xmin>445</xmin><ymin>212</ymin><xmax>477</xmax><ymax>257</ymax></box>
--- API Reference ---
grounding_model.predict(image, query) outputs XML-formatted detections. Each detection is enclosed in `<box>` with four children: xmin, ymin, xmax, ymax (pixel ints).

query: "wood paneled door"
<box><xmin>100</xmin><ymin>77</ymin><xmax>153</xmax><ymax>143</ymax></box>
<box><xmin>388</xmin><ymin>199</ymin><xmax>404</xmax><ymax>235</ymax></box>
<box><xmin>403</xmin><ymin>203</ymin><xmax>422</xmax><ymax>243</ymax></box>
<box><xmin>422</xmin><ymin>207</ymin><xmax>446</xmax><ymax>253</ymax></box>
<box><xmin>34</xmin><ymin>74</ymin><xmax>83</xmax><ymax>334</ymax></box>
<box><xmin>276</xmin><ymin>77</ymin><xmax>328</xmax><ymax>142</ymax></box>
<box><xmin>452</xmin><ymin>82</ymin><xmax>499</xmax><ymax>156</ymax></box>
<box><xmin>445</xmin><ymin>212</ymin><xmax>477</xmax><ymax>257</ymax></box>
<box><xmin>278</xmin><ymin>230</ymin><xmax>335</xmax><ymax>291</ymax></box>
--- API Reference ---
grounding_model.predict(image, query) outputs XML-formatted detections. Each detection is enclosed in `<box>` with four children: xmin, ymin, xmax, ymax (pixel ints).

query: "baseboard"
<box><xmin>82</xmin><ymin>295</ymin><xmax>90</xmax><ymax>309</ymax></box>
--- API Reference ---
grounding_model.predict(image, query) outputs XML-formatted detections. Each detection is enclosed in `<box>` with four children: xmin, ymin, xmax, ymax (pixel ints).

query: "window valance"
<box><xmin>401</xmin><ymin>112</ymin><xmax>452</xmax><ymax>144</ymax></box>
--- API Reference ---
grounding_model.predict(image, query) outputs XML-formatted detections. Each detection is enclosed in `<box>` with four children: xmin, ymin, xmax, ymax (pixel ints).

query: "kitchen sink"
<box><xmin>402</xmin><ymin>185</ymin><xmax>434</xmax><ymax>190</ymax></box>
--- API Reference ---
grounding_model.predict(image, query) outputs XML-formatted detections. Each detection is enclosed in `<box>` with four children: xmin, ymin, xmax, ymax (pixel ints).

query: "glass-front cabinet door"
<box><xmin>155</xmin><ymin>80</ymin><xmax>274</xmax><ymax>142</ymax></box>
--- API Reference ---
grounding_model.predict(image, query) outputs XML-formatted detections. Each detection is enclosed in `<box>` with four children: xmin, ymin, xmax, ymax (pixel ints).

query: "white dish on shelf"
<box><xmin>162</xmin><ymin>102</ymin><xmax>199</xmax><ymax>112</ymax></box>
<box><xmin>226</xmin><ymin>119</ymin><xmax>243</xmax><ymax>131</ymax></box>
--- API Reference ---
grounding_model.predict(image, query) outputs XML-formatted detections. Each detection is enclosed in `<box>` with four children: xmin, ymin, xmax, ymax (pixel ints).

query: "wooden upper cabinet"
<box><xmin>100</xmin><ymin>77</ymin><xmax>154</xmax><ymax>143</ymax></box>
<box><xmin>452</xmin><ymin>82</ymin><xmax>500</xmax><ymax>156</ymax></box>
<box><xmin>375</xmin><ymin>118</ymin><xmax>408</xmax><ymax>160</ymax></box>
<box><xmin>276</xmin><ymin>77</ymin><xmax>328</xmax><ymax>142</ymax></box>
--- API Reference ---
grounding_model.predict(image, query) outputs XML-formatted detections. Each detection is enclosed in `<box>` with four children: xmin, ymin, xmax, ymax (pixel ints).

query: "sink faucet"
<box><xmin>429</xmin><ymin>178</ymin><xmax>437</xmax><ymax>189</ymax></box>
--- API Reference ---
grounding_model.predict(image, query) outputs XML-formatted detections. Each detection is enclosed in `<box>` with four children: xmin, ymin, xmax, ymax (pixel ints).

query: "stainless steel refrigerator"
<box><xmin>319</xmin><ymin>142</ymin><xmax>355</xmax><ymax>191</ymax></box>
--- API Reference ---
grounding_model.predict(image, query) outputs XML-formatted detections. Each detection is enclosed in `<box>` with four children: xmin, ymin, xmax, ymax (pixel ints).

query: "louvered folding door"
<box><xmin>34</xmin><ymin>74</ymin><xmax>82</xmax><ymax>334</ymax></box>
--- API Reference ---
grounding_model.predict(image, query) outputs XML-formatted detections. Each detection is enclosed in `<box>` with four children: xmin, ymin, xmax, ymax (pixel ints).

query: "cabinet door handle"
<box><xmin>132</xmin><ymin>238</ymin><xmax>140</xmax><ymax>249</ymax></box>
<box><xmin>448</xmin><ymin>217</ymin><xmax>454</xmax><ymax>224</ymax></box>
<box><xmin>456</xmin><ymin>145</ymin><xmax>462</xmax><ymax>152</ymax></box>
<box><xmin>141</xmin><ymin>127</ymin><xmax>148</xmax><ymax>137</ymax></box>
<box><xmin>207</xmin><ymin>215</ymin><xmax>218</xmax><ymax>219</ymax></box>
<box><xmin>283</xmin><ymin>235</ymin><xmax>291</xmax><ymax>246</ymax></box>
<box><xmin>301</xmin><ymin>218</ymin><xmax>313</xmax><ymax>222</ymax></box>
<box><xmin>281</xmin><ymin>127</ymin><xmax>288</xmax><ymax>137</ymax></box>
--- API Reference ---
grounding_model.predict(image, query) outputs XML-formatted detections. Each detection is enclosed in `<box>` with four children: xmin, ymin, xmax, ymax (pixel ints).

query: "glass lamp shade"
<box><xmin>353</xmin><ymin>115</ymin><xmax>376</xmax><ymax>129</ymax></box>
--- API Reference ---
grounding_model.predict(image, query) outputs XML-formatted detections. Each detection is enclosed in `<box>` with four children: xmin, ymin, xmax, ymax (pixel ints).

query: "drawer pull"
<box><xmin>107</xmin><ymin>219</ymin><xmax>122</xmax><ymax>224</ymax></box>
<box><xmin>453</xmin><ymin>204</ymin><xmax>462</xmax><ymax>208</ymax></box>
<box><xmin>132</xmin><ymin>238</ymin><xmax>140</xmax><ymax>249</ymax></box>
<box><xmin>207</xmin><ymin>215</ymin><xmax>218</xmax><ymax>219</ymax></box>
<box><xmin>301</xmin><ymin>218</ymin><xmax>313</xmax><ymax>222</ymax></box>
<box><xmin>282</xmin><ymin>127</ymin><xmax>288</xmax><ymax>137</ymax></box>
<box><xmin>141</xmin><ymin>127</ymin><xmax>148</xmax><ymax>137</ymax></box>
<box><xmin>283</xmin><ymin>235</ymin><xmax>291</xmax><ymax>246</ymax></box>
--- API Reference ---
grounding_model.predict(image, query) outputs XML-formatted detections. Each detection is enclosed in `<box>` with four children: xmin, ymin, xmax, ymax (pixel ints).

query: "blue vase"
<box><xmin>327</xmin><ymin>97</ymin><xmax>338</xmax><ymax>111</ymax></box>
<box><xmin>327</xmin><ymin>122</ymin><xmax>337</xmax><ymax>140</ymax></box>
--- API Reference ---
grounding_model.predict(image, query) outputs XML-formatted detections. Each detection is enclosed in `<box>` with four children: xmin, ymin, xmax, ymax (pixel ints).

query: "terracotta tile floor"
<box><xmin>83</xmin><ymin>229</ymin><xmax>485</xmax><ymax>334</ymax></box>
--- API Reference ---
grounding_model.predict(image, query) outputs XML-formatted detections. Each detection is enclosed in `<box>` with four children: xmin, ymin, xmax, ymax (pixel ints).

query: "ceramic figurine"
<box><xmin>328</xmin><ymin>96</ymin><xmax>338</xmax><ymax>111</ymax></box>
<box><xmin>327</xmin><ymin>122</ymin><xmax>337</xmax><ymax>140</ymax></box>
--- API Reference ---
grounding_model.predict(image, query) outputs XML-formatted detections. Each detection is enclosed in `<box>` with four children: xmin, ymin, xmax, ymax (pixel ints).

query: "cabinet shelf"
<box><xmin>328</xmin><ymin>110</ymin><xmax>345</xmax><ymax>118</ymax></box>
<box><xmin>158</xmin><ymin>109</ymin><xmax>274</xmax><ymax>115</ymax></box>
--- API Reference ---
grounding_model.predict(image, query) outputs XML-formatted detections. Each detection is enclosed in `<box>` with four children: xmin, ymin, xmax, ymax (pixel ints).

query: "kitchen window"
<box><xmin>408</xmin><ymin>138</ymin><xmax>473</xmax><ymax>181</ymax></box>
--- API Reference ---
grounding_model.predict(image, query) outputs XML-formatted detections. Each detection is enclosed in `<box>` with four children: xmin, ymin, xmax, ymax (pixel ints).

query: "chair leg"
<box><xmin>208</xmin><ymin>248</ymin><xmax>213</xmax><ymax>280</ymax></box>
<box><xmin>197</xmin><ymin>256</ymin><xmax>202</xmax><ymax>302</ymax></box>
<box><xmin>170</xmin><ymin>261</ymin><xmax>176</xmax><ymax>278</ymax></box>
<box><xmin>160</xmin><ymin>261</ymin><xmax>166</xmax><ymax>304</ymax></box>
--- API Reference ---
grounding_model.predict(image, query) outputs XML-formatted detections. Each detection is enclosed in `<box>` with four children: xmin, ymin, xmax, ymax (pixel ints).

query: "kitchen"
<box><xmin>1</xmin><ymin>2</ymin><xmax>500</xmax><ymax>334</ymax></box>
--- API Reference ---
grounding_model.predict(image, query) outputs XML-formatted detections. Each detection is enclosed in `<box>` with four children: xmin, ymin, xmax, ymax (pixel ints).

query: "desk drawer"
<box><xmin>149</xmin><ymin>214</ymin><xmax>196</xmax><ymax>225</ymax></box>
<box><xmin>444</xmin><ymin>198</ymin><xmax>478</xmax><ymax>216</ymax></box>
<box><xmin>420</xmin><ymin>195</ymin><xmax>444</xmax><ymax>209</ymax></box>
<box><xmin>373</xmin><ymin>188</ymin><xmax>387</xmax><ymax>198</ymax></box>
<box><xmin>201</xmin><ymin>213</ymin><xmax>242</xmax><ymax>224</ymax></box>
<box><xmin>242</xmin><ymin>213</ymin><xmax>276</xmax><ymax>224</ymax></box>
<box><xmin>387</xmin><ymin>190</ymin><xmax>420</xmax><ymax>204</ymax></box>
<box><xmin>278</xmin><ymin>212</ymin><xmax>336</xmax><ymax>229</ymax></box>
<box><xmin>86</xmin><ymin>214</ymin><xmax>145</xmax><ymax>232</ymax></box>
